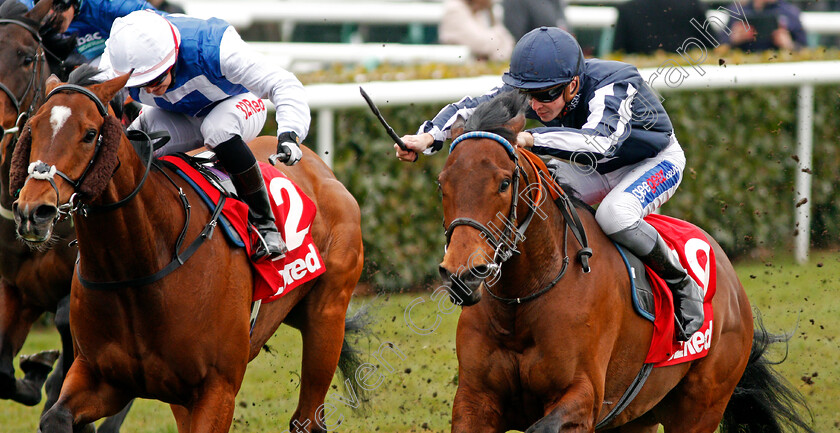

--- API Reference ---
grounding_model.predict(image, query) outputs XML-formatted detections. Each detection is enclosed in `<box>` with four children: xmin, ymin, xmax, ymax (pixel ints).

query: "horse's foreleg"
<box><xmin>43</xmin><ymin>294</ymin><xmax>72</xmax><ymax>411</ymax></box>
<box><xmin>524</xmin><ymin>379</ymin><xmax>598</xmax><ymax>433</ymax></box>
<box><xmin>39</xmin><ymin>358</ymin><xmax>131</xmax><ymax>433</ymax></box>
<box><xmin>450</xmin><ymin>386</ymin><xmax>506</xmax><ymax>433</ymax></box>
<box><xmin>0</xmin><ymin>279</ymin><xmax>48</xmax><ymax>405</ymax></box>
<box><xmin>96</xmin><ymin>399</ymin><xmax>134</xmax><ymax>433</ymax></box>
<box><xmin>170</xmin><ymin>403</ymin><xmax>191</xmax><ymax>433</ymax></box>
<box><xmin>290</xmin><ymin>290</ymin><xmax>352</xmax><ymax>433</ymax></box>
<box><xmin>183</xmin><ymin>375</ymin><xmax>237</xmax><ymax>433</ymax></box>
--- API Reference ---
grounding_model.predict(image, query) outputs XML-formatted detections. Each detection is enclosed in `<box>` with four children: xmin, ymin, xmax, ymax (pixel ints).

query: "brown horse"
<box><xmin>0</xmin><ymin>0</ymin><xmax>80</xmax><ymax>412</ymax></box>
<box><xmin>436</xmin><ymin>93</ymin><xmax>813</xmax><ymax>432</ymax></box>
<box><xmin>10</xmin><ymin>70</ymin><xmax>365</xmax><ymax>432</ymax></box>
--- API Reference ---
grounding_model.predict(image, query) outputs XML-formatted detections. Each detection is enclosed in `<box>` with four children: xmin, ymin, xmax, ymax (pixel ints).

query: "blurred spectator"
<box><xmin>613</xmin><ymin>0</ymin><xmax>708</xmax><ymax>54</ymax></box>
<box><xmin>147</xmin><ymin>0</ymin><xmax>184</xmax><ymax>14</ymax></box>
<box><xmin>440</xmin><ymin>0</ymin><xmax>514</xmax><ymax>61</ymax></box>
<box><xmin>502</xmin><ymin>0</ymin><xmax>567</xmax><ymax>41</ymax></box>
<box><xmin>726</xmin><ymin>0</ymin><xmax>806</xmax><ymax>51</ymax></box>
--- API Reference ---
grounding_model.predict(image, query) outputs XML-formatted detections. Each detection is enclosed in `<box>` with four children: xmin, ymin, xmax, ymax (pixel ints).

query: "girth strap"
<box><xmin>594</xmin><ymin>363</ymin><xmax>654</xmax><ymax>430</ymax></box>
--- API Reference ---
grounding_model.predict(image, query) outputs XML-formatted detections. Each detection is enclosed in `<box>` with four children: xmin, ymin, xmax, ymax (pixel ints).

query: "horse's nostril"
<box><xmin>472</xmin><ymin>265</ymin><xmax>489</xmax><ymax>277</ymax></box>
<box><xmin>439</xmin><ymin>266</ymin><xmax>453</xmax><ymax>283</ymax></box>
<box><xmin>33</xmin><ymin>204</ymin><xmax>58</xmax><ymax>223</ymax></box>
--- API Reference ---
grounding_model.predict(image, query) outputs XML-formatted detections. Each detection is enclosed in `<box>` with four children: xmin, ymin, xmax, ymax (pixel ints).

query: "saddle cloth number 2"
<box><xmin>268</xmin><ymin>176</ymin><xmax>310</xmax><ymax>251</ymax></box>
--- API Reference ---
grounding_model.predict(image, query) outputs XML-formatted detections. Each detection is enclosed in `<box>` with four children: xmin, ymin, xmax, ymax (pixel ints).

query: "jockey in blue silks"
<box><xmin>396</xmin><ymin>26</ymin><xmax>704</xmax><ymax>341</ymax></box>
<box><xmin>98</xmin><ymin>10</ymin><xmax>310</xmax><ymax>261</ymax></box>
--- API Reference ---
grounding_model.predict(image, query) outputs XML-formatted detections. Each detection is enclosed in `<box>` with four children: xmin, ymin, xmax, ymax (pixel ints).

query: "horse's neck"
<box><xmin>74</xmin><ymin>140</ymin><xmax>185</xmax><ymax>281</ymax></box>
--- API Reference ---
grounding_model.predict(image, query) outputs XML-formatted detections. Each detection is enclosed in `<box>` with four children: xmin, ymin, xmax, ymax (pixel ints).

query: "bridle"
<box><xmin>20</xmin><ymin>84</ymin><xmax>131</xmax><ymax>221</ymax></box>
<box><xmin>445</xmin><ymin>131</ymin><xmax>537</xmax><ymax>273</ymax></box>
<box><xmin>443</xmin><ymin>131</ymin><xmax>592</xmax><ymax>305</ymax></box>
<box><xmin>0</xmin><ymin>18</ymin><xmax>50</xmax><ymax>138</ymax></box>
<box><xmin>19</xmin><ymin>83</ymin><xmax>224</xmax><ymax>290</ymax></box>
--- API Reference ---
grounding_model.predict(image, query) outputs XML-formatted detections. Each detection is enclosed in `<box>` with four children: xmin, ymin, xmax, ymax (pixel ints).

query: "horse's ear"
<box><xmin>504</xmin><ymin>112</ymin><xmax>526</xmax><ymax>135</ymax></box>
<box><xmin>451</xmin><ymin>115</ymin><xmax>466</xmax><ymax>141</ymax></box>
<box><xmin>45</xmin><ymin>74</ymin><xmax>62</xmax><ymax>94</ymax></box>
<box><xmin>24</xmin><ymin>0</ymin><xmax>53</xmax><ymax>25</ymax></box>
<box><xmin>89</xmin><ymin>73</ymin><xmax>131</xmax><ymax>108</ymax></box>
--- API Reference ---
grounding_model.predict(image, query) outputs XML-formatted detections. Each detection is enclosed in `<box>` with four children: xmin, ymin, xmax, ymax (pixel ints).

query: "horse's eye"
<box><xmin>83</xmin><ymin>129</ymin><xmax>98</xmax><ymax>143</ymax></box>
<box><xmin>21</xmin><ymin>55</ymin><xmax>34</xmax><ymax>67</ymax></box>
<box><xmin>499</xmin><ymin>179</ymin><xmax>511</xmax><ymax>193</ymax></box>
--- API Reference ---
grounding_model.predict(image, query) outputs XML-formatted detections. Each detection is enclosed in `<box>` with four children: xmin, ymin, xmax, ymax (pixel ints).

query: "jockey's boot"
<box><xmin>215</xmin><ymin>136</ymin><xmax>287</xmax><ymax>261</ymax></box>
<box><xmin>640</xmin><ymin>234</ymin><xmax>705</xmax><ymax>342</ymax></box>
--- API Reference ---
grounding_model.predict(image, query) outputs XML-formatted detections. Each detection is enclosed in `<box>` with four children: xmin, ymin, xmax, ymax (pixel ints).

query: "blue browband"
<box><xmin>449</xmin><ymin>131</ymin><xmax>518</xmax><ymax>161</ymax></box>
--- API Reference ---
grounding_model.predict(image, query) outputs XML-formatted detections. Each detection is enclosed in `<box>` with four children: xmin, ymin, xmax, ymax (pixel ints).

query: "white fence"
<box><xmin>250</xmin><ymin>42</ymin><xmax>471</xmax><ymax>73</ymax></box>
<box><xmin>298</xmin><ymin>61</ymin><xmax>840</xmax><ymax>263</ymax></box>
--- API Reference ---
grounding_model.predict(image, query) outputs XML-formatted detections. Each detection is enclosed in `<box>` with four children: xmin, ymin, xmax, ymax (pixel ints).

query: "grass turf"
<box><xmin>1</xmin><ymin>251</ymin><xmax>837</xmax><ymax>432</ymax></box>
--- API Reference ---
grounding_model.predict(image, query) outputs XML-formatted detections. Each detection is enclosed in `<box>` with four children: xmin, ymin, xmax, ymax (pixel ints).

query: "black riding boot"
<box><xmin>215</xmin><ymin>136</ymin><xmax>287</xmax><ymax>261</ymax></box>
<box><xmin>640</xmin><ymin>234</ymin><xmax>705</xmax><ymax>341</ymax></box>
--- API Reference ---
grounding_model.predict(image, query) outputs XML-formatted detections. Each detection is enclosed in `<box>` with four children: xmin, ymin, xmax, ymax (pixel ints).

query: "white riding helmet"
<box><xmin>105</xmin><ymin>10</ymin><xmax>180</xmax><ymax>88</ymax></box>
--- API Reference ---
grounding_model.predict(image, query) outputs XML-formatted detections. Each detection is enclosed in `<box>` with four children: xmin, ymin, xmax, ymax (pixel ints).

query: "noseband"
<box><xmin>20</xmin><ymin>84</ymin><xmax>152</xmax><ymax>220</ymax></box>
<box><xmin>445</xmin><ymin>131</ymin><xmax>538</xmax><ymax>274</ymax></box>
<box><xmin>444</xmin><ymin>131</ymin><xmax>593</xmax><ymax>304</ymax></box>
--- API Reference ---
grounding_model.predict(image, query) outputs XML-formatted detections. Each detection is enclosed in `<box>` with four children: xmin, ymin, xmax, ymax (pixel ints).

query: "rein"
<box><xmin>19</xmin><ymin>83</ymin><xmax>222</xmax><ymax>289</ymax></box>
<box><xmin>0</xmin><ymin>18</ymin><xmax>50</xmax><ymax>136</ymax></box>
<box><xmin>445</xmin><ymin>131</ymin><xmax>592</xmax><ymax>304</ymax></box>
<box><xmin>21</xmin><ymin>84</ymin><xmax>116</xmax><ymax>219</ymax></box>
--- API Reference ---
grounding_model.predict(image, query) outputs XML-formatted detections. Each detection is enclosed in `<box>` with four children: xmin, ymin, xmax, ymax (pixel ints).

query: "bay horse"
<box><xmin>0</xmin><ymin>0</ymin><xmax>98</xmax><ymax>419</ymax></box>
<box><xmin>10</xmin><ymin>70</ymin><xmax>365</xmax><ymax>432</ymax></box>
<box><xmin>436</xmin><ymin>92</ymin><xmax>813</xmax><ymax>432</ymax></box>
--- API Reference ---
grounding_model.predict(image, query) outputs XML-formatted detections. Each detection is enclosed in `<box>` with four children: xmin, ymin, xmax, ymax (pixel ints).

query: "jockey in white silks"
<box><xmin>98</xmin><ymin>10</ymin><xmax>310</xmax><ymax>261</ymax></box>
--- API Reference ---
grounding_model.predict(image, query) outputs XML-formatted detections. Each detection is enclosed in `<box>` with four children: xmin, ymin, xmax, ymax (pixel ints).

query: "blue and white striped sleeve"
<box><xmin>531</xmin><ymin>81</ymin><xmax>639</xmax><ymax>158</ymax></box>
<box><xmin>418</xmin><ymin>85</ymin><xmax>507</xmax><ymax>154</ymax></box>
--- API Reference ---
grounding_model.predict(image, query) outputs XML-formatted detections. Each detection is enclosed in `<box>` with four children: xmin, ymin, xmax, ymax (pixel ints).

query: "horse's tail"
<box><xmin>336</xmin><ymin>306</ymin><xmax>372</xmax><ymax>413</ymax></box>
<box><xmin>719</xmin><ymin>311</ymin><xmax>815</xmax><ymax>433</ymax></box>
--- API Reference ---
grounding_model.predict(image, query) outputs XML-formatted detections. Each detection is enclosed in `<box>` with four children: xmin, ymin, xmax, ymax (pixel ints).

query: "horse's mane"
<box><xmin>461</xmin><ymin>91</ymin><xmax>595</xmax><ymax>214</ymax></box>
<box><xmin>463</xmin><ymin>90</ymin><xmax>527</xmax><ymax>146</ymax></box>
<box><xmin>67</xmin><ymin>64</ymin><xmax>104</xmax><ymax>86</ymax></box>
<box><xmin>558</xmin><ymin>183</ymin><xmax>595</xmax><ymax>214</ymax></box>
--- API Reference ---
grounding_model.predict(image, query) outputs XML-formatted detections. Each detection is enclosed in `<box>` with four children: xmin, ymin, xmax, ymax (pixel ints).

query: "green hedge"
<box><xmin>288</xmin><ymin>51</ymin><xmax>840</xmax><ymax>291</ymax></box>
<box><xmin>302</xmin><ymin>86</ymin><xmax>840</xmax><ymax>291</ymax></box>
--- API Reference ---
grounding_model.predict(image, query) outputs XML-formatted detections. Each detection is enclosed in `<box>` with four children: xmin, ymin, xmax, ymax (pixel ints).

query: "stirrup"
<box><xmin>249</xmin><ymin>228</ymin><xmax>287</xmax><ymax>262</ymax></box>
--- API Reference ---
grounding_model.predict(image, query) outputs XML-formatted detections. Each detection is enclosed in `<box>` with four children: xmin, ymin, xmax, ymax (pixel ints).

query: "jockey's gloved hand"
<box><xmin>276</xmin><ymin>131</ymin><xmax>302</xmax><ymax>166</ymax></box>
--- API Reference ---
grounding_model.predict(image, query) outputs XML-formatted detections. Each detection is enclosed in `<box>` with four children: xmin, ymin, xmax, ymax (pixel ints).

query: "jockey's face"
<box><xmin>527</xmin><ymin>76</ymin><xmax>579</xmax><ymax>122</ymax></box>
<box><xmin>143</xmin><ymin>71</ymin><xmax>173</xmax><ymax>96</ymax></box>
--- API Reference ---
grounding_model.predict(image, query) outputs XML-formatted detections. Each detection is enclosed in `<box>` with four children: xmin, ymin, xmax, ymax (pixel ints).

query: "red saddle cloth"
<box><xmin>162</xmin><ymin>157</ymin><xmax>325</xmax><ymax>303</ymax></box>
<box><xmin>643</xmin><ymin>214</ymin><xmax>717</xmax><ymax>367</ymax></box>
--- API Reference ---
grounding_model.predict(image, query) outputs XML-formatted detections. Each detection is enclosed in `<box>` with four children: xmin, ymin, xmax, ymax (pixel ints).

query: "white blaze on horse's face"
<box><xmin>49</xmin><ymin>105</ymin><xmax>72</xmax><ymax>139</ymax></box>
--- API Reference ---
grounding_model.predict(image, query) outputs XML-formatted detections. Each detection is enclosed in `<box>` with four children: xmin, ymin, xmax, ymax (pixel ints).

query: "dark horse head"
<box><xmin>0</xmin><ymin>0</ymin><xmax>53</xmax><ymax>211</ymax></box>
<box><xmin>438</xmin><ymin>91</ymin><xmax>529</xmax><ymax>306</ymax></box>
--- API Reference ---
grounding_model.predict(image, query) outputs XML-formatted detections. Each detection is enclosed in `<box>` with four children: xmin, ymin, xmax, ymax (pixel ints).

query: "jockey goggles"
<box><xmin>136</xmin><ymin>66</ymin><xmax>173</xmax><ymax>89</ymax></box>
<box><xmin>522</xmin><ymin>81</ymin><xmax>569</xmax><ymax>103</ymax></box>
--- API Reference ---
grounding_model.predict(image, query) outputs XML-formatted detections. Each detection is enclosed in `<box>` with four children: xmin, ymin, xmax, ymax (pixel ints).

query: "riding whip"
<box><xmin>359</xmin><ymin>87</ymin><xmax>417</xmax><ymax>162</ymax></box>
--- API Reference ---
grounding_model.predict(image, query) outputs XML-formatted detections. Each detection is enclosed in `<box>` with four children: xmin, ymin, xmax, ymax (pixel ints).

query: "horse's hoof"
<box><xmin>19</xmin><ymin>349</ymin><xmax>60</xmax><ymax>374</ymax></box>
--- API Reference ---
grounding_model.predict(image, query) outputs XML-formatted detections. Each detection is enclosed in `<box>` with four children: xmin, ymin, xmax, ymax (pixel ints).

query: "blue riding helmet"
<box><xmin>502</xmin><ymin>26</ymin><xmax>584</xmax><ymax>91</ymax></box>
